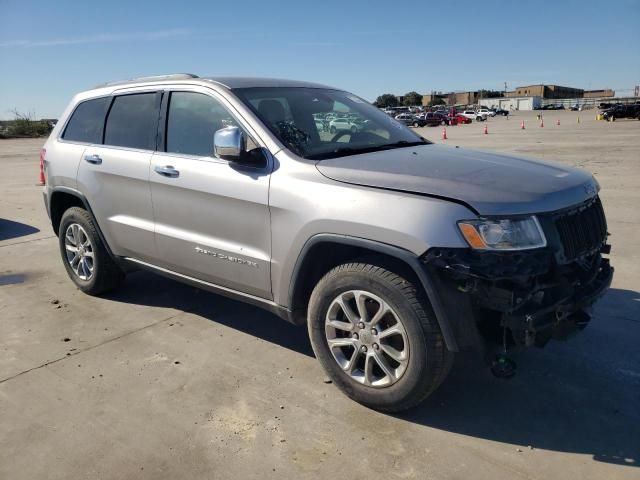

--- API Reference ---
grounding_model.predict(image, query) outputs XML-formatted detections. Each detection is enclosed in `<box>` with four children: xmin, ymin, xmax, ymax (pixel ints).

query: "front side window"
<box><xmin>233</xmin><ymin>87</ymin><xmax>429</xmax><ymax>160</ymax></box>
<box><xmin>62</xmin><ymin>97</ymin><xmax>111</xmax><ymax>144</ymax></box>
<box><xmin>104</xmin><ymin>93</ymin><xmax>158</xmax><ymax>150</ymax></box>
<box><xmin>164</xmin><ymin>91</ymin><xmax>260</xmax><ymax>159</ymax></box>
<box><xmin>166</xmin><ymin>92</ymin><xmax>239</xmax><ymax>157</ymax></box>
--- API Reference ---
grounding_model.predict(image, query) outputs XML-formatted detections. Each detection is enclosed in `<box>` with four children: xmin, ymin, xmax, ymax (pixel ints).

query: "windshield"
<box><xmin>233</xmin><ymin>87</ymin><xmax>430</xmax><ymax>160</ymax></box>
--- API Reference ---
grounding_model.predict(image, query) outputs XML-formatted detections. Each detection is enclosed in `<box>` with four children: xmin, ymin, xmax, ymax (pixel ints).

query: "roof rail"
<box><xmin>95</xmin><ymin>73</ymin><xmax>199</xmax><ymax>88</ymax></box>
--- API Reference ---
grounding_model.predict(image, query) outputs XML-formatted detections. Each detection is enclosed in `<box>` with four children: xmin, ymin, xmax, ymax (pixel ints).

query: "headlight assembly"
<box><xmin>457</xmin><ymin>216</ymin><xmax>546</xmax><ymax>251</ymax></box>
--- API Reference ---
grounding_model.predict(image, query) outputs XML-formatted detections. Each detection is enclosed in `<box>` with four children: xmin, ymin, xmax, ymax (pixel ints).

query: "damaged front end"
<box><xmin>422</xmin><ymin>196</ymin><xmax>613</xmax><ymax>354</ymax></box>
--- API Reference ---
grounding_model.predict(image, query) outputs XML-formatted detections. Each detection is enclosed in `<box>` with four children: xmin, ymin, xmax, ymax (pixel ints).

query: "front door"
<box><xmin>149</xmin><ymin>89</ymin><xmax>272</xmax><ymax>299</ymax></box>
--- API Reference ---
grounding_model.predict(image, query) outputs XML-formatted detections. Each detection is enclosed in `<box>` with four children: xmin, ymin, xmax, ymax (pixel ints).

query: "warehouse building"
<box><xmin>479</xmin><ymin>96</ymin><xmax>542</xmax><ymax>110</ymax></box>
<box><xmin>584</xmin><ymin>89</ymin><xmax>615</xmax><ymax>98</ymax></box>
<box><xmin>505</xmin><ymin>84</ymin><xmax>583</xmax><ymax>99</ymax></box>
<box><xmin>505</xmin><ymin>84</ymin><xmax>615</xmax><ymax>99</ymax></box>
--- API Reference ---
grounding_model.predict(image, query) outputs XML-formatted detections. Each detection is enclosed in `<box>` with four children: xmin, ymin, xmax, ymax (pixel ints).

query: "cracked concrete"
<box><xmin>1</xmin><ymin>111</ymin><xmax>639</xmax><ymax>479</ymax></box>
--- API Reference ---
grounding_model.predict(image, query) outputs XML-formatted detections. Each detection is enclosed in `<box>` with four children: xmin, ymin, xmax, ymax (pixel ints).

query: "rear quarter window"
<box><xmin>62</xmin><ymin>97</ymin><xmax>111</xmax><ymax>144</ymax></box>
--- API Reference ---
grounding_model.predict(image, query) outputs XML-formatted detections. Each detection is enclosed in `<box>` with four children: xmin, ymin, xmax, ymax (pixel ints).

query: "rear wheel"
<box><xmin>58</xmin><ymin>207</ymin><xmax>124</xmax><ymax>295</ymax></box>
<box><xmin>308</xmin><ymin>262</ymin><xmax>453</xmax><ymax>412</ymax></box>
<box><xmin>330</xmin><ymin>126</ymin><xmax>336</xmax><ymax>133</ymax></box>
<box><xmin>413</xmin><ymin>121</ymin><xmax>419</xmax><ymax>127</ymax></box>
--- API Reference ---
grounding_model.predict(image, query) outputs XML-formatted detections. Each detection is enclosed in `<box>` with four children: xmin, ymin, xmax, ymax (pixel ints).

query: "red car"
<box><xmin>453</xmin><ymin>114</ymin><xmax>472</xmax><ymax>124</ymax></box>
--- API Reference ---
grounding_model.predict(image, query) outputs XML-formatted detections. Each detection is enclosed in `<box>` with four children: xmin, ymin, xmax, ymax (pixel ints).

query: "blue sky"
<box><xmin>1</xmin><ymin>0</ymin><xmax>638</xmax><ymax>119</ymax></box>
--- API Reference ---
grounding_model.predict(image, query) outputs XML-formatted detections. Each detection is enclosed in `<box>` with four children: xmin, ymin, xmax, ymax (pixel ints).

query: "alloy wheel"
<box><xmin>325</xmin><ymin>290</ymin><xmax>409</xmax><ymax>387</ymax></box>
<box><xmin>64</xmin><ymin>223</ymin><xmax>94</xmax><ymax>281</ymax></box>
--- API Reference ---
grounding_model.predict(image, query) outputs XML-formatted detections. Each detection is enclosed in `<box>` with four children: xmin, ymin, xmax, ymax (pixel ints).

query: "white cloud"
<box><xmin>0</xmin><ymin>29</ymin><xmax>191</xmax><ymax>48</ymax></box>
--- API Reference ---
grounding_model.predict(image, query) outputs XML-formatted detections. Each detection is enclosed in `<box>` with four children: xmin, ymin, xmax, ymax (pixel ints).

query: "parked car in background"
<box><xmin>453</xmin><ymin>113</ymin><xmax>472</xmax><ymax>124</ymax></box>
<box><xmin>493</xmin><ymin>108</ymin><xmax>509</xmax><ymax>116</ymax></box>
<box><xmin>460</xmin><ymin>110</ymin><xmax>484</xmax><ymax>121</ymax></box>
<box><xmin>423</xmin><ymin>112</ymin><xmax>445</xmax><ymax>127</ymax></box>
<box><xmin>541</xmin><ymin>104</ymin><xmax>564</xmax><ymax>110</ymax></box>
<box><xmin>395</xmin><ymin>113</ymin><xmax>426</xmax><ymax>127</ymax></box>
<box><xmin>478</xmin><ymin>108</ymin><xmax>496</xmax><ymax>118</ymax></box>
<box><xmin>329</xmin><ymin>117</ymin><xmax>361</xmax><ymax>133</ymax></box>
<box><xmin>601</xmin><ymin>104</ymin><xmax>640</xmax><ymax>121</ymax></box>
<box><xmin>432</xmin><ymin>112</ymin><xmax>458</xmax><ymax>126</ymax></box>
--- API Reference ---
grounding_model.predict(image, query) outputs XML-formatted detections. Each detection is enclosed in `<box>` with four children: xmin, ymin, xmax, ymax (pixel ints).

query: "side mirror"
<box><xmin>214</xmin><ymin>126</ymin><xmax>245</xmax><ymax>161</ymax></box>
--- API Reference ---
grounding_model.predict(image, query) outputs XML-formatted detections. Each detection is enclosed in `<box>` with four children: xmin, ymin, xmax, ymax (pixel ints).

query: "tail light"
<box><xmin>39</xmin><ymin>148</ymin><xmax>46</xmax><ymax>186</ymax></box>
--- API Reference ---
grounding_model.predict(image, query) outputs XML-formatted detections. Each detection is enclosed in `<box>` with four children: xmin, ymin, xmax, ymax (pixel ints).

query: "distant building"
<box><xmin>419</xmin><ymin>90</ymin><xmax>503</xmax><ymax>107</ymax></box>
<box><xmin>583</xmin><ymin>89</ymin><xmax>615</xmax><ymax>98</ymax></box>
<box><xmin>506</xmin><ymin>84</ymin><xmax>583</xmax><ymax>99</ymax></box>
<box><xmin>505</xmin><ymin>84</ymin><xmax>613</xmax><ymax>99</ymax></box>
<box><xmin>420</xmin><ymin>93</ymin><xmax>446</xmax><ymax>106</ymax></box>
<box><xmin>479</xmin><ymin>97</ymin><xmax>542</xmax><ymax>111</ymax></box>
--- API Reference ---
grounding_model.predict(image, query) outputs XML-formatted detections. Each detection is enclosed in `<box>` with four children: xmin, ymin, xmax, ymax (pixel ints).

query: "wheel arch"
<box><xmin>287</xmin><ymin>234</ymin><xmax>459</xmax><ymax>351</ymax></box>
<box><xmin>49</xmin><ymin>187</ymin><xmax>116</xmax><ymax>260</ymax></box>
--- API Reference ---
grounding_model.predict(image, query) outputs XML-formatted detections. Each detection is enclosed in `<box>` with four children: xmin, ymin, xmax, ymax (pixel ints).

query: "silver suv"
<box><xmin>42</xmin><ymin>74</ymin><xmax>613</xmax><ymax>411</ymax></box>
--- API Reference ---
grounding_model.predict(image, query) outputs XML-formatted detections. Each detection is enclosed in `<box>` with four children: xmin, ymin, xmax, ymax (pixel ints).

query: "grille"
<box><xmin>554</xmin><ymin>197</ymin><xmax>607</xmax><ymax>260</ymax></box>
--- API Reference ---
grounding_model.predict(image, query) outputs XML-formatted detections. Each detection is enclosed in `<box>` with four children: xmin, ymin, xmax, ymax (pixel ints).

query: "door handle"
<box><xmin>84</xmin><ymin>154</ymin><xmax>102</xmax><ymax>165</ymax></box>
<box><xmin>154</xmin><ymin>165</ymin><xmax>180</xmax><ymax>178</ymax></box>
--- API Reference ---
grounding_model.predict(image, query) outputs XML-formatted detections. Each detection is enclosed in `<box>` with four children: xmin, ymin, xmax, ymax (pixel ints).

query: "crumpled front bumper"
<box><xmin>422</xmin><ymin>247</ymin><xmax>613</xmax><ymax>349</ymax></box>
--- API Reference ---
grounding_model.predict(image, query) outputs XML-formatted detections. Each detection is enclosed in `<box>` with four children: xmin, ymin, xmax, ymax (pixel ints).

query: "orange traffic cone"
<box><xmin>556</xmin><ymin>119</ymin><xmax>560</xmax><ymax>126</ymax></box>
<box><xmin>520</xmin><ymin>120</ymin><xmax>525</xmax><ymax>130</ymax></box>
<box><xmin>442</xmin><ymin>127</ymin><xmax>447</xmax><ymax>140</ymax></box>
<box><xmin>483</xmin><ymin>124</ymin><xmax>488</xmax><ymax>134</ymax></box>
<box><xmin>540</xmin><ymin>118</ymin><xmax>544</xmax><ymax>127</ymax></box>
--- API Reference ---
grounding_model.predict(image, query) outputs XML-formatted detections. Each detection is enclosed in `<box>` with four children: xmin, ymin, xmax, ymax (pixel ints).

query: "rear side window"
<box><xmin>62</xmin><ymin>97</ymin><xmax>110</xmax><ymax>144</ymax></box>
<box><xmin>104</xmin><ymin>93</ymin><xmax>159</xmax><ymax>150</ymax></box>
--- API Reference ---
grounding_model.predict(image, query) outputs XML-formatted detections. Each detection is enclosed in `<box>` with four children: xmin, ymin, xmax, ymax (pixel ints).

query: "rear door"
<box><xmin>149</xmin><ymin>87</ymin><xmax>272</xmax><ymax>299</ymax></box>
<box><xmin>77</xmin><ymin>91</ymin><xmax>160</xmax><ymax>261</ymax></box>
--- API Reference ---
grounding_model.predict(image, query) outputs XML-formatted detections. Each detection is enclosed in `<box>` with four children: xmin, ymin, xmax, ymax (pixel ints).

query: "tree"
<box><xmin>374</xmin><ymin>94</ymin><xmax>398</xmax><ymax>108</ymax></box>
<box><xmin>403</xmin><ymin>91</ymin><xmax>423</xmax><ymax>106</ymax></box>
<box><xmin>1</xmin><ymin>109</ymin><xmax>50</xmax><ymax>138</ymax></box>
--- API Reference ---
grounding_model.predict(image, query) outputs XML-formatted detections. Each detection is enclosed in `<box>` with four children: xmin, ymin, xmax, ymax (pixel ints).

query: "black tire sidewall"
<box><xmin>308</xmin><ymin>266</ymin><xmax>440</xmax><ymax>411</ymax></box>
<box><xmin>58</xmin><ymin>208</ymin><xmax>107</xmax><ymax>293</ymax></box>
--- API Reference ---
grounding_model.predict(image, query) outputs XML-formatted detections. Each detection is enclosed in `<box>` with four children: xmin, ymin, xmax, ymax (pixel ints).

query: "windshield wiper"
<box><xmin>375</xmin><ymin>140</ymin><xmax>430</xmax><ymax>150</ymax></box>
<box><xmin>307</xmin><ymin>140</ymin><xmax>429</xmax><ymax>160</ymax></box>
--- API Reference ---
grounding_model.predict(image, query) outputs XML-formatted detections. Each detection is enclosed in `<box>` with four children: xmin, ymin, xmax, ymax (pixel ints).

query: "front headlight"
<box><xmin>457</xmin><ymin>216</ymin><xmax>546</xmax><ymax>251</ymax></box>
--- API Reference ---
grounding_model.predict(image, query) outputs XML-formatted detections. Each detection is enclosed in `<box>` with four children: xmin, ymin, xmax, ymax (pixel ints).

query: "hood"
<box><xmin>315</xmin><ymin>144</ymin><xmax>597</xmax><ymax>216</ymax></box>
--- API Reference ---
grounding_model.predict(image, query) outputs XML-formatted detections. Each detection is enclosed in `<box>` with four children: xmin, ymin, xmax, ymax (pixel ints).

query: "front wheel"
<box><xmin>413</xmin><ymin>121</ymin><xmax>419</xmax><ymax>127</ymax></box>
<box><xmin>308</xmin><ymin>262</ymin><xmax>453</xmax><ymax>412</ymax></box>
<box><xmin>58</xmin><ymin>207</ymin><xmax>124</xmax><ymax>295</ymax></box>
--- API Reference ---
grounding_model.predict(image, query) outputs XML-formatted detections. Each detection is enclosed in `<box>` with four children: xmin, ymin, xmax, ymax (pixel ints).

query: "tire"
<box><xmin>413</xmin><ymin>121</ymin><xmax>419</xmax><ymax>127</ymax></box>
<box><xmin>58</xmin><ymin>207</ymin><xmax>124</xmax><ymax>295</ymax></box>
<box><xmin>330</xmin><ymin>126</ymin><xmax>336</xmax><ymax>134</ymax></box>
<box><xmin>440</xmin><ymin>120</ymin><xmax>446</xmax><ymax>126</ymax></box>
<box><xmin>351</xmin><ymin>126</ymin><xmax>357</xmax><ymax>134</ymax></box>
<box><xmin>308</xmin><ymin>262</ymin><xmax>453</xmax><ymax>412</ymax></box>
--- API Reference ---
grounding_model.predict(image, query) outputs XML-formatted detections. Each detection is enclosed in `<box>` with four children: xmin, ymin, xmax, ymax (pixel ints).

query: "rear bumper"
<box><xmin>422</xmin><ymin>247</ymin><xmax>613</xmax><ymax>349</ymax></box>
